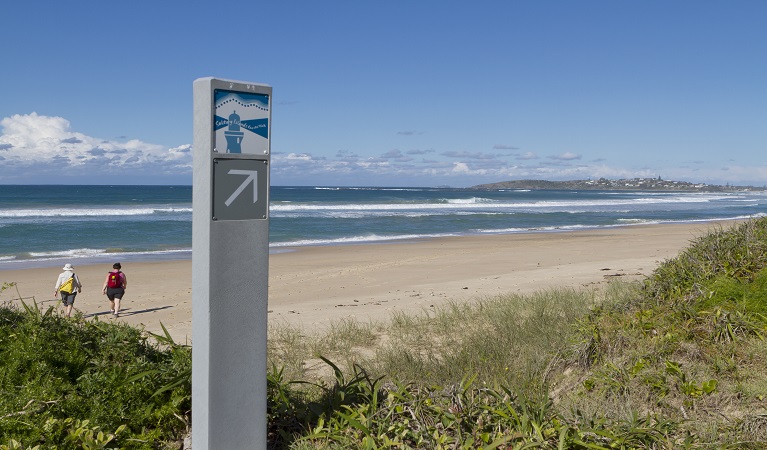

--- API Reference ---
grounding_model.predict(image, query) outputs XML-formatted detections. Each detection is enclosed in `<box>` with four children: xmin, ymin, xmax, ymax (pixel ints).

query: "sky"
<box><xmin>1</xmin><ymin>1</ymin><xmax>765</xmax><ymax>187</ymax></box>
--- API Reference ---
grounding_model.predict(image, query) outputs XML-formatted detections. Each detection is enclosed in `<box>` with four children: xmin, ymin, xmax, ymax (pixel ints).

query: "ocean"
<box><xmin>1</xmin><ymin>185</ymin><xmax>766</xmax><ymax>270</ymax></box>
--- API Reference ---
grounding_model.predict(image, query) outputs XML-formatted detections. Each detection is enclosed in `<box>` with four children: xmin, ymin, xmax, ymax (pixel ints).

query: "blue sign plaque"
<box><xmin>214</xmin><ymin>90</ymin><xmax>269</xmax><ymax>154</ymax></box>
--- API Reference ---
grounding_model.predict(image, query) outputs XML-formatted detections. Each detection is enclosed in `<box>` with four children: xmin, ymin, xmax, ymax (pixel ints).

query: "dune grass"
<box><xmin>266</xmin><ymin>217</ymin><xmax>767</xmax><ymax>448</ymax></box>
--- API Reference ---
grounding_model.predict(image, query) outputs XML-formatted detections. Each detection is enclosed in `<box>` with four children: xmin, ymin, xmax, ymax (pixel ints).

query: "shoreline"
<box><xmin>0</xmin><ymin>220</ymin><xmax>743</xmax><ymax>342</ymax></box>
<box><xmin>0</xmin><ymin>216</ymin><xmax>756</xmax><ymax>271</ymax></box>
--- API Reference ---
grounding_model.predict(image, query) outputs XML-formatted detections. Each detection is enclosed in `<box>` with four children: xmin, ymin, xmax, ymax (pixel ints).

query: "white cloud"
<box><xmin>168</xmin><ymin>144</ymin><xmax>192</xmax><ymax>157</ymax></box>
<box><xmin>451</xmin><ymin>162</ymin><xmax>470</xmax><ymax>174</ymax></box>
<box><xmin>268</xmin><ymin>146</ymin><xmax>767</xmax><ymax>187</ymax></box>
<box><xmin>0</xmin><ymin>113</ymin><xmax>191</xmax><ymax>183</ymax></box>
<box><xmin>3</xmin><ymin>113</ymin><xmax>762</xmax><ymax>187</ymax></box>
<box><xmin>549</xmin><ymin>152</ymin><xmax>581</xmax><ymax>161</ymax></box>
<box><xmin>450</xmin><ymin>162</ymin><xmax>488</xmax><ymax>176</ymax></box>
<box><xmin>284</xmin><ymin>152</ymin><xmax>314</xmax><ymax>161</ymax></box>
<box><xmin>516</xmin><ymin>151</ymin><xmax>539</xmax><ymax>160</ymax></box>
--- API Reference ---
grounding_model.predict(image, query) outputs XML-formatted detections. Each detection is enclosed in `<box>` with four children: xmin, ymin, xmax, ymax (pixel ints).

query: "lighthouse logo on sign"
<box><xmin>214</xmin><ymin>90</ymin><xmax>269</xmax><ymax>154</ymax></box>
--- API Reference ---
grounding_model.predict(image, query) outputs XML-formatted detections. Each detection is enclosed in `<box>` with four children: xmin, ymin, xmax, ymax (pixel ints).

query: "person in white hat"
<box><xmin>54</xmin><ymin>263</ymin><xmax>82</xmax><ymax>317</ymax></box>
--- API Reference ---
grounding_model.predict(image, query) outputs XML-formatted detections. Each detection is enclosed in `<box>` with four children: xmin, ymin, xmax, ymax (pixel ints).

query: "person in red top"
<box><xmin>102</xmin><ymin>262</ymin><xmax>127</xmax><ymax>317</ymax></box>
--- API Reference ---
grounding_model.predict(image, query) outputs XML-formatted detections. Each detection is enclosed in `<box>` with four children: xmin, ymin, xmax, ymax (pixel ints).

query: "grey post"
<box><xmin>192</xmin><ymin>77</ymin><xmax>271</xmax><ymax>449</ymax></box>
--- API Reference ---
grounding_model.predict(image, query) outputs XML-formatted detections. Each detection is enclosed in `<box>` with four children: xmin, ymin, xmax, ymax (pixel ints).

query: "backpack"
<box><xmin>107</xmin><ymin>271</ymin><xmax>123</xmax><ymax>289</ymax></box>
<box><xmin>59</xmin><ymin>274</ymin><xmax>75</xmax><ymax>294</ymax></box>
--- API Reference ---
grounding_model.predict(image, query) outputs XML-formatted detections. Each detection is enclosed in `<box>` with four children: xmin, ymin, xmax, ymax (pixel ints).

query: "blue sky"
<box><xmin>1</xmin><ymin>1</ymin><xmax>765</xmax><ymax>187</ymax></box>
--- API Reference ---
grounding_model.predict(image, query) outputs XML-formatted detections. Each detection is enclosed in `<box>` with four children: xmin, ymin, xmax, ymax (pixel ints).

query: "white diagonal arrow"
<box><xmin>225</xmin><ymin>169</ymin><xmax>259</xmax><ymax>206</ymax></box>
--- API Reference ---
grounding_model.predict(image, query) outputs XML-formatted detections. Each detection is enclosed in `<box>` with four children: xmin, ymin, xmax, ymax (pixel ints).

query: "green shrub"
<box><xmin>0</xmin><ymin>303</ymin><xmax>190</xmax><ymax>449</ymax></box>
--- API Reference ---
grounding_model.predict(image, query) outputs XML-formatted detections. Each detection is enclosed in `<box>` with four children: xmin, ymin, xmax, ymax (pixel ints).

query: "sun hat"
<box><xmin>62</xmin><ymin>263</ymin><xmax>74</xmax><ymax>271</ymax></box>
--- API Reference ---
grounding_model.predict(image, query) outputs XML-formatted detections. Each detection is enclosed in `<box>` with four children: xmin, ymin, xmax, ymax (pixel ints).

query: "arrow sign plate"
<box><xmin>213</xmin><ymin>158</ymin><xmax>269</xmax><ymax>221</ymax></box>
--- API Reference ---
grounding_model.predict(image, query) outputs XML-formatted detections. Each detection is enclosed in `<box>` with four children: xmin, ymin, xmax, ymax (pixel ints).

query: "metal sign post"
<box><xmin>192</xmin><ymin>77</ymin><xmax>271</xmax><ymax>449</ymax></box>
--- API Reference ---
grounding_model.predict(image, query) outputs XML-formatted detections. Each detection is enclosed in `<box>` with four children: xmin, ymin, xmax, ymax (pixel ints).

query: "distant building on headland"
<box><xmin>470</xmin><ymin>178</ymin><xmax>766</xmax><ymax>192</ymax></box>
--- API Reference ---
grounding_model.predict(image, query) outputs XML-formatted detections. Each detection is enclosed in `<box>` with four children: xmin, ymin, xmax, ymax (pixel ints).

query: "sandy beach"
<box><xmin>0</xmin><ymin>221</ymin><xmax>738</xmax><ymax>343</ymax></box>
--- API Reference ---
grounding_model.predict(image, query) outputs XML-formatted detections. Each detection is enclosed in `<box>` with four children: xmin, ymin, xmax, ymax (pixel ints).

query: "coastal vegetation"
<box><xmin>0</xmin><ymin>297</ymin><xmax>191</xmax><ymax>449</ymax></box>
<box><xmin>1</xmin><ymin>217</ymin><xmax>766</xmax><ymax>448</ymax></box>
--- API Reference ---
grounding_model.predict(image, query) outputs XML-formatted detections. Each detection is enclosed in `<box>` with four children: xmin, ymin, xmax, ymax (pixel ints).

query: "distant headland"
<box><xmin>470</xmin><ymin>177</ymin><xmax>767</xmax><ymax>192</ymax></box>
